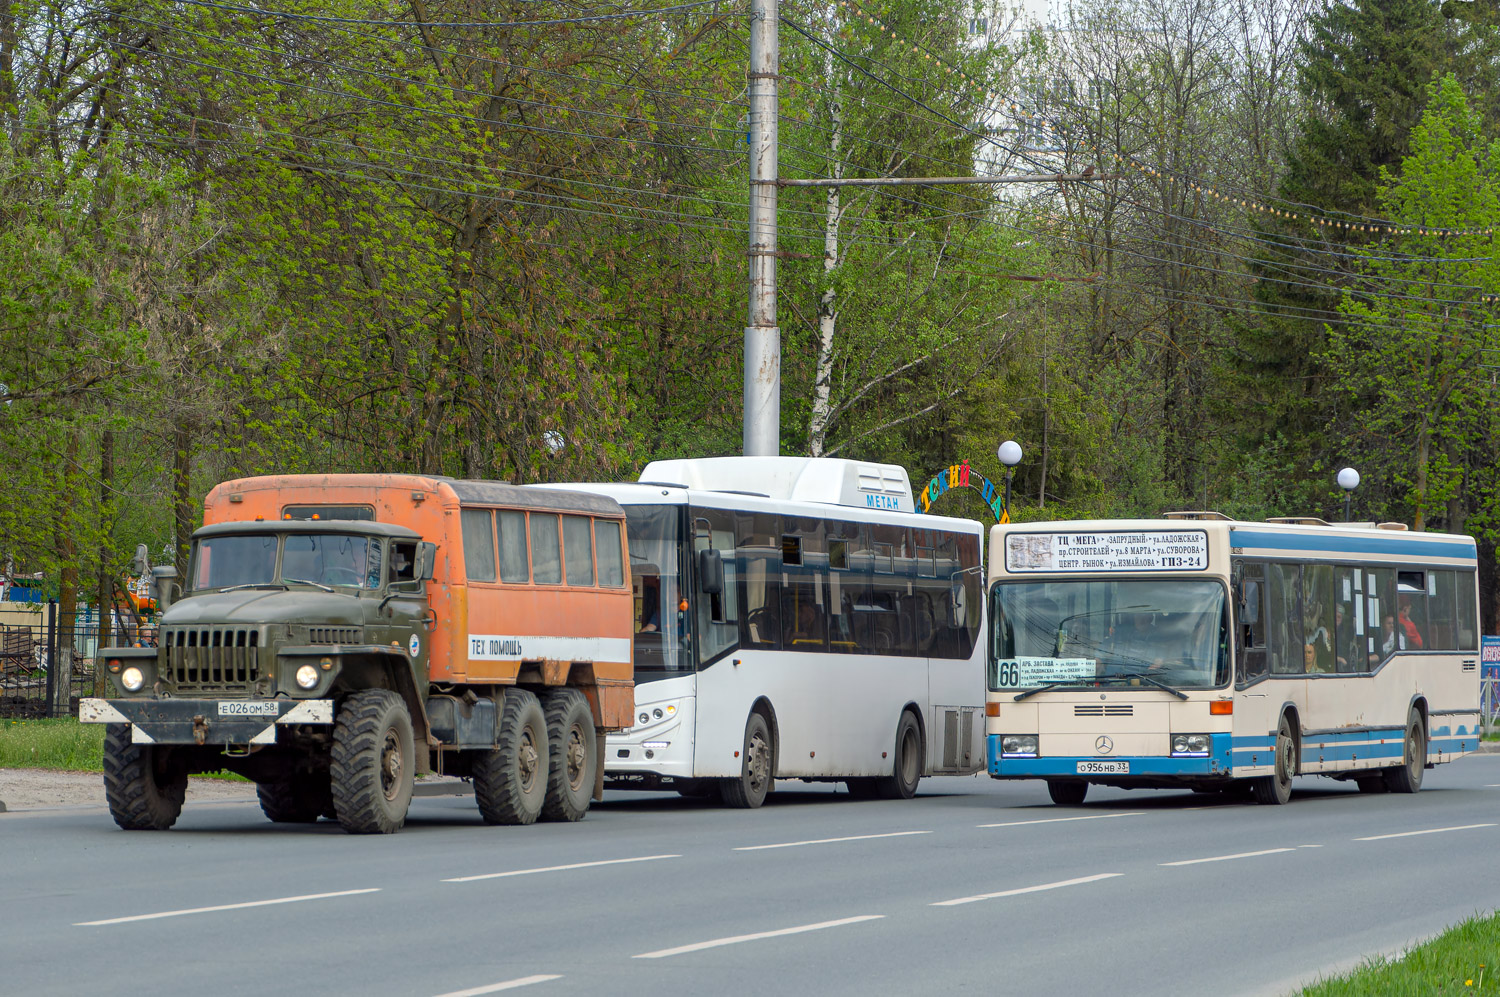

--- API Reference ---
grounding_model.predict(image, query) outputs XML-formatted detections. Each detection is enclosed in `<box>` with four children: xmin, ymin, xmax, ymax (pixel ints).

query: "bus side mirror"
<box><xmin>1241</xmin><ymin>581</ymin><xmax>1260</xmax><ymax>624</ymax></box>
<box><xmin>415</xmin><ymin>542</ymin><xmax>438</xmax><ymax>581</ymax></box>
<box><xmin>697</xmin><ymin>549</ymin><xmax>724</xmax><ymax>595</ymax></box>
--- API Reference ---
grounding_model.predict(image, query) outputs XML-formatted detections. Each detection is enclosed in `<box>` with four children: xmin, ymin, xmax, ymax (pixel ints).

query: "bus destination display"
<box><xmin>1006</xmin><ymin>530</ymin><xmax>1209</xmax><ymax>573</ymax></box>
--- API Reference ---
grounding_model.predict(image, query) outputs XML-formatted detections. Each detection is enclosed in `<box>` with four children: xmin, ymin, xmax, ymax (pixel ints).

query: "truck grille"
<box><xmin>310</xmin><ymin>627</ymin><xmax>361</xmax><ymax>645</ymax></box>
<box><xmin>162</xmin><ymin>627</ymin><xmax>262</xmax><ymax>692</ymax></box>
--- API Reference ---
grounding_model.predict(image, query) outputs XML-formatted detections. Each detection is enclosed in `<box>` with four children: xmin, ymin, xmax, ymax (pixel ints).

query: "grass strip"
<box><xmin>0</xmin><ymin>717</ymin><xmax>245</xmax><ymax>780</ymax></box>
<box><xmin>1299</xmin><ymin>911</ymin><xmax>1499</xmax><ymax>995</ymax></box>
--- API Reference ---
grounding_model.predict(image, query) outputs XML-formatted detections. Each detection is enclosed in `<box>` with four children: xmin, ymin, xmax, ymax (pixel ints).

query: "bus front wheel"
<box><xmin>1047</xmin><ymin>779</ymin><xmax>1088</xmax><ymax>805</ymax></box>
<box><xmin>1382</xmin><ymin>710</ymin><xmax>1425</xmax><ymax>794</ymax></box>
<box><xmin>721</xmin><ymin>712</ymin><xmax>773</xmax><ymax>809</ymax></box>
<box><xmin>1251</xmin><ymin>716</ymin><xmax>1295</xmax><ymax>805</ymax></box>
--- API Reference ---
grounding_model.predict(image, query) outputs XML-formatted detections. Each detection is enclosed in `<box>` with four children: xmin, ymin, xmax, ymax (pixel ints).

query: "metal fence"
<box><xmin>0</xmin><ymin>602</ymin><xmax>132</xmax><ymax>719</ymax></box>
<box><xmin>1484</xmin><ymin>676</ymin><xmax>1499</xmax><ymax>737</ymax></box>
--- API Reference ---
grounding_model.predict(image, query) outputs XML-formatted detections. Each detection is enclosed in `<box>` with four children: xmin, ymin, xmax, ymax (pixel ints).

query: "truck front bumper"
<box><xmin>79</xmin><ymin>697</ymin><xmax>332</xmax><ymax>746</ymax></box>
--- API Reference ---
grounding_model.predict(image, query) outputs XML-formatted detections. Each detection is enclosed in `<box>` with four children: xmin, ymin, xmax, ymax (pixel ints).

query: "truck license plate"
<box><xmin>217</xmin><ymin>702</ymin><xmax>280</xmax><ymax>717</ymax></box>
<box><xmin>1077</xmin><ymin>760</ymin><xmax>1128</xmax><ymax>775</ymax></box>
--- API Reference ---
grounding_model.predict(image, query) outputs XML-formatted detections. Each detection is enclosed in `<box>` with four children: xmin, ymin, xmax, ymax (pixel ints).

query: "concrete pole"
<box><xmin>744</xmin><ymin>0</ymin><xmax>780</xmax><ymax>456</ymax></box>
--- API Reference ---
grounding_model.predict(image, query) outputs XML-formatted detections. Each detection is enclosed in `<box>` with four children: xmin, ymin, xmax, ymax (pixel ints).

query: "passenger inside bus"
<box><xmin>1397</xmin><ymin>599</ymin><xmax>1424</xmax><ymax>648</ymax></box>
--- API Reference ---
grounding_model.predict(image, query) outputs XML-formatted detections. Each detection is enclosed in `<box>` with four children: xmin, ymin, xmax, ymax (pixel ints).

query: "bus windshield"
<box><xmin>623</xmin><ymin>505</ymin><xmax>691</xmax><ymax>679</ymax></box>
<box><xmin>989</xmin><ymin>579</ymin><xmax>1228</xmax><ymax>691</ymax></box>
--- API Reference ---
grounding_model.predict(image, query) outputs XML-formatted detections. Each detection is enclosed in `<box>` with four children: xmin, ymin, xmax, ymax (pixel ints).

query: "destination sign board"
<box><xmin>1005</xmin><ymin>530</ymin><xmax>1209</xmax><ymax>573</ymax></box>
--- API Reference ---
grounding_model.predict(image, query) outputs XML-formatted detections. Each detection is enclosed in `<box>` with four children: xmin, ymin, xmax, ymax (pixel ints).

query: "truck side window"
<box><xmin>498</xmin><ymin>511</ymin><xmax>529</xmax><ymax>583</ymax></box>
<box><xmin>530</xmin><ymin>513</ymin><xmax>562</xmax><ymax>585</ymax></box>
<box><xmin>596</xmin><ymin>520</ymin><xmax>625</xmax><ymax>587</ymax></box>
<box><xmin>390</xmin><ymin>542</ymin><xmax>418</xmax><ymax>586</ymax></box>
<box><xmin>461</xmin><ymin>509</ymin><xmax>496</xmax><ymax>583</ymax></box>
<box><xmin>562</xmin><ymin>515</ymin><xmax>594</xmax><ymax>586</ymax></box>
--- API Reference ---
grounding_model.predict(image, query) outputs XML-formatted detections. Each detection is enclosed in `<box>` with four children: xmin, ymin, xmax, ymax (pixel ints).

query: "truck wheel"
<box><xmin>720</xmin><ymin>711</ymin><xmax>773</xmax><ymax>809</ymax></box>
<box><xmin>540</xmin><ymin>689</ymin><xmax>596</xmax><ymax>823</ymax></box>
<box><xmin>473</xmin><ymin>689</ymin><xmax>549</xmax><ymax>825</ymax></box>
<box><xmin>257</xmin><ymin>771</ymin><xmax>333</xmax><ymax>824</ymax></box>
<box><xmin>875</xmin><ymin>711</ymin><xmax>923</xmax><ymax>799</ymax></box>
<box><xmin>330</xmin><ymin>690</ymin><xmax>415</xmax><ymax>834</ymax></box>
<box><xmin>102</xmin><ymin>724</ymin><xmax>188</xmax><ymax>830</ymax></box>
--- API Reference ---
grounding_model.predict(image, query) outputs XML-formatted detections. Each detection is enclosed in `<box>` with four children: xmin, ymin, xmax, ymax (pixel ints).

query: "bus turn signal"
<box><xmin>1209</xmin><ymin>700</ymin><xmax>1233</xmax><ymax>715</ymax></box>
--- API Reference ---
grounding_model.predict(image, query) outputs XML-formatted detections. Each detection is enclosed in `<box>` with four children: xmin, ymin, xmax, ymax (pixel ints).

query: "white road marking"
<box><xmin>431</xmin><ymin>975</ymin><xmax>562</xmax><ymax>996</ymax></box>
<box><xmin>1297</xmin><ymin>844</ymin><xmax>1324</xmax><ymax>848</ymax></box>
<box><xmin>634</xmin><ymin>915</ymin><xmax>885</xmax><ymax>959</ymax></box>
<box><xmin>931</xmin><ymin>873</ymin><xmax>1123</xmax><ymax>907</ymax></box>
<box><xmin>74</xmin><ymin>888</ymin><xmax>380</xmax><ymax>926</ymax></box>
<box><xmin>734</xmin><ymin>831</ymin><xmax>931</xmax><ymax>851</ymax></box>
<box><xmin>443</xmin><ymin>854</ymin><xmax>680</xmax><ymax>883</ymax></box>
<box><xmin>1354</xmin><ymin>823</ymin><xmax>1497</xmax><ymax>842</ymax></box>
<box><xmin>977</xmin><ymin>812</ymin><xmax>1145</xmax><ymax>828</ymax></box>
<box><xmin>1160</xmin><ymin>848</ymin><xmax>1295</xmax><ymax>867</ymax></box>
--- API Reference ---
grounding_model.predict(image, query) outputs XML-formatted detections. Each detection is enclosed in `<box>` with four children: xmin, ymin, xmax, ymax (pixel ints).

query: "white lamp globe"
<box><xmin>1336</xmin><ymin>467</ymin><xmax>1360</xmax><ymax>491</ymax></box>
<box><xmin>542</xmin><ymin>430</ymin><xmax>566</xmax><ymax>455</ymax></box>
<box><xmin>998</xmin><ymin>440</ymin><xmax>1023</xmax><ymax>467</ymax></box>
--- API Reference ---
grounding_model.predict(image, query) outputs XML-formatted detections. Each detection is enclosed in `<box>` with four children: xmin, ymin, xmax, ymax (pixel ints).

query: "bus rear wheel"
<box><xmin>875</xmin><ymin>711</ymin><xmax>923</xmax><ymax>799</ymax></box>
<box><xmin>721</xmin><ymin>712</ymin><xmax>773</xmax><ymax>809</ymax></box>
<box><xmin>1251</xmin><ymin>716</ymin><xmax>1295</xmax><ymax>805</ymax></box>
<box><xmin>1382</xmin><ymin>710</ymin><xmax>1425</xmax><ymax>794</ymax></box>
<box><xmin>1047</xmin><ymin>779</ymin><xmax>1088</xmax><ymax>805</ymax></box>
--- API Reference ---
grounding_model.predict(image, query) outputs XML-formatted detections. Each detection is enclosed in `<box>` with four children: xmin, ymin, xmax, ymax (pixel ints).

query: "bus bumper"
<box><xmin>987</xmin><ymin>732</ymin><xmax>1233</xmax><ymax>779</ymax></box>
<box><xmin>78</xmin><ymin>697</ymin><xmax>332</xmax><ymax>746</ymax></box>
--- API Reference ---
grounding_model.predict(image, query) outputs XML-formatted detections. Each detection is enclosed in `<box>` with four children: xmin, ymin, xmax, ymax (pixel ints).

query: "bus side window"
<box><xmin>1457</xmin><ymin>571</ymin><xmax>1479</xmax><ymax>651</ymax></box>
<box><xmin>1427</xmin><ymin>571</ymin><xmax>1457</xmax><ymax>650</ymax></box>
<box><xmin>692</xmin><ymin>510</ymin><xmax>740</xmax><ymax>664</ymax></box>
<box><xmin>1235</xmin><ymin>562</ymin><xmax>1267</xmax><ymax>682</ymax></box>
<box><xmin>737</xmin><ymin>511</ymin><xmax>781</xmax><ymax>649</ymax></box>
<box><xmin>1334</xmin><ymin>566</ymin><xmax>1362</xmax><ymax>672</ymax></box>
<box><xmin>1267</xmin><ymin>563</ymin><xmax>1304</xmax><ymax>675</ymax></box>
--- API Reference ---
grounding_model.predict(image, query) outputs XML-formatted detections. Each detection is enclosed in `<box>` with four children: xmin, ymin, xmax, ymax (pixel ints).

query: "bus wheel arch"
<box><xmin>1251</xmin><ymin>709</ymin><xmax>1298</xmax><ymax>806</ymax></box>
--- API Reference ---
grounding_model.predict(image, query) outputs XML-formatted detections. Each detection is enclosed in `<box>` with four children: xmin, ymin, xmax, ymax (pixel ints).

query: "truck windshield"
<box><xmin>189</xmin><ymin>533</ymin><xmax>383</xmax><ymax>591</ymax></box>
<box><xmin>989</xmin><ymin>579</ymin><xmax>1228</xmax><ymax>691</ymax></box>
<box><xmin>623</xmin><ymin>504</ymin><xmax>690</xmax><ymax>680</ymax></box>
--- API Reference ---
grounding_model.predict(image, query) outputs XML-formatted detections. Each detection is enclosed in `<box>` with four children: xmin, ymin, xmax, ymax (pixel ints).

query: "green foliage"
<box><xmin>1298</xmin><ymin>910</ymin><xmax>1500</xmax><ymax>996</ymax></box>
<box><xmin>0</xmin><ymin>717</ymin><xmax>105</xmax><ymax>770</ymax></box>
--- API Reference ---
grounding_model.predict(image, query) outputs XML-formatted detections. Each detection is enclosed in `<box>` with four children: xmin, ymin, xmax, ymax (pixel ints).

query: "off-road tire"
<box><xmin>875</xmin><ymin>711</ymin><xmax>923</xmax><ymax>800</ymax></box>
<box><xmin>330</xmin><ymin>690</ymin><xmax>415</xmax><ymax>834</ymax></box>
<box><xmin>473</xmin><ymin>689</ymin><xmax>549</xmax><ymax>825</ymax></box>
<box><xmin>102</xmin><ymin>723</ymin><xmax>188</xmax><ymax>831</ymax></box>
<box><xmin>1251</xmin><ymin>715</ymin><xmax>1296</xmax><ymax>805</ymax></box>
<box><xmin>540</xmin><ymin>689</ymin><xmax>596</xmax><ymax>823</ymax></box>
<box><xmin>257</xmin><ymin>770</ymin><xmax>333</xmax><ymax>824</ymax></box>
<box><xmin>1382</xmin><ymin>709</ymin><xmax>1426</xmax><ymax>794</ymax></box>
<box><xmin>721</xmin><ymin>711</ymin><xmax>773</xmax><ymax>809</ymax></box>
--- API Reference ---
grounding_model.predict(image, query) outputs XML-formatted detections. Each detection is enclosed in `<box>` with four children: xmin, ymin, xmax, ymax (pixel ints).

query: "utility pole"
<box><xmin>744</xmin><ymin>0</ymin><xmax>780</xmax><ymax>456</ymax></box>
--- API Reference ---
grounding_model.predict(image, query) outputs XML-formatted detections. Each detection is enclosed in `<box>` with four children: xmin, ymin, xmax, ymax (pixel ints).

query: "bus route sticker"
<box><xmin>993</xmin><ymin>657</ymin><xmax>1097</xmax><ymax>688</ymax></box>
<box><xmin>1006</xmin><ymin>530</ymin><xmax>1209</xmax><ymax>573</ymax></box>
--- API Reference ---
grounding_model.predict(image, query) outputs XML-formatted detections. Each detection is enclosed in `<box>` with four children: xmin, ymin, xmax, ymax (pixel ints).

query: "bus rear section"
<box><xmin>985</xmin><ymin>516</ymin><xmax>1481</xmax><ymax>806</ymax></box>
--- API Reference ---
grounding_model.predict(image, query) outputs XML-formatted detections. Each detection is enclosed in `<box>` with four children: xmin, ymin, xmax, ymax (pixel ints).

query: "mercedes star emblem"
<box><xmin>1095</xmin><ymin>735</ymin><xmax>1114</xmax><ymax>754</ymax></box>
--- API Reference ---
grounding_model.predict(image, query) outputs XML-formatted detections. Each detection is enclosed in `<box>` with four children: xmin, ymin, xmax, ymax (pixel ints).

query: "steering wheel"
<box><xmin>322</xmin><ymin>567</ymin><xmax>362</xmax><ymax>586</ymax></box>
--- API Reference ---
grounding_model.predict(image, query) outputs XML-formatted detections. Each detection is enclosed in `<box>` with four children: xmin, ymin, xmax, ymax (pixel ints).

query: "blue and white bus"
<box><xmin>544</xmin><ymin>457</ymin><xmax>986</xmax><ymax>807</ymax></box>
<box><xmin>986</xmin><ymin>514</ymin><xmax>1482</xmax><ymax>805</ymax></box>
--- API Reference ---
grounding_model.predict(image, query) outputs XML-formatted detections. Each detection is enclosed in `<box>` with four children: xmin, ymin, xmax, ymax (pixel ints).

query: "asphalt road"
<box><xmin>5</xmin><ymin>758</ymin><xmax>1500</xmax><ymax>997</ymax></box>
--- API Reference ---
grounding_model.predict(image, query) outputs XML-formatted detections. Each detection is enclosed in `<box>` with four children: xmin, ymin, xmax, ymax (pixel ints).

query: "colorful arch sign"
<box><xmin>917</xmin><ymin>460</ymin><xmax>1010</xmax><ymax>523</ymax></box>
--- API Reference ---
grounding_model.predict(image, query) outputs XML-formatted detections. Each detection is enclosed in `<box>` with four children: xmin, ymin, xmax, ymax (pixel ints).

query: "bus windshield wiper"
<box><xmin>284</xmin><ymin>577</ymin><xmax>335</xmax><ymax>592</ymax></box>
<box><xmin>216</xmin><ymin>582</ymin><xmax>288</xmax><ymax>593</ymax></box>
<box><xmin>1111</xmin><ymin>671</ymin><xmax>1188</xmax><ymax>700</ymax></box>
<box><xmin>1012</xmin><ymin>680</ymin><xmax>1093</xmax><ymax>702</ymax></box>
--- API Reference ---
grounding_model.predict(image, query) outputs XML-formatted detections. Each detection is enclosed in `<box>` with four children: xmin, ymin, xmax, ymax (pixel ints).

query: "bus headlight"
<box><xmin>1171</xmin><ymin>733</ymin><xmax>1211</xmax><ymax>756</ymax></box>
<box><xmin>295</xmin><ymin>664</ymin><xmax>320</xmax><ymax>689</ymax></box>
<box><xmin>120</xmin><ymin>667</ymin><xmax>145</xmax><ymax>692</ymax></box>
<box><xmin>1001</xmin><ymin>735</ymin><xmax>1038</xmax><ymax>757</ymax></box>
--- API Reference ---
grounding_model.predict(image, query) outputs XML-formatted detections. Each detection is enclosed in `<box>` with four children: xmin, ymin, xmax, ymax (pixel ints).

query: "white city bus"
<box><xmin>543</xmin><ymin>457</ymin><xmax>986</xmax><ymax>807</ymax></box>
<box><xmin>986</xmin><ymin>514</ymin><xmax>1482</xmax><ymax>805</ymax></box>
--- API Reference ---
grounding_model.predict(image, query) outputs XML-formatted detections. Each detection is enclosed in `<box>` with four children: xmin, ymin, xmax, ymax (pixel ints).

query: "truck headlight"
<box><xmin>295</xmin><ymin>664</ymin><xmax>319</xmax><ymax>689</ymax></box>
<box><xmin>1001</xmin><ymin>734</ymin><xmax>1038</xmax><ymax>757</ymax></box>
<box><xmin>120</xmin><ymin>667</ymin><xmax>145</xmax><ymax>692</ymax></box>
<box><xmin>1171</xmin><ymin>733</ymin><xmax>1211</xmax><ymax>756</ymax></box>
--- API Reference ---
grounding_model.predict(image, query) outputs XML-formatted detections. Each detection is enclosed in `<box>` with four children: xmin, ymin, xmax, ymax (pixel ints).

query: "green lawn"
<box><xmin>1299</xmin><ymin>912</ymin><xmax>1499</xmax><ymax>995</ymax></box>
<box><xmin>0</xmin><ymin>717</ymin><xmax>245</xmax><ymax>779</ymax></box>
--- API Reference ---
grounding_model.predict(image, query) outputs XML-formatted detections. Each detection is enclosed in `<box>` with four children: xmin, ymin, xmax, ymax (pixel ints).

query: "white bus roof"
<box><xmin>638</xmin><ymin>456</ymin><xmax>915</xmax><ymax>514</ymax></box>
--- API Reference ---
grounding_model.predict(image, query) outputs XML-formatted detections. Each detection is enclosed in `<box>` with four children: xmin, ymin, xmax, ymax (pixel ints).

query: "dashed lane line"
<box><xmin>977</xmin><ymin>812</ymin><xmax>1145</xmax><ymax>828</ymax></box>
<box><xmin>1354</xmin><ymin>823</ymin><xmax>1497</xmax><ymax>842</ymax></box>
<box><xmin>931</xmin><ymin>873</ymin><xmax>1123</xmax><ymax>907</ymax></box>
<box><xmin>431</xmin><ymin>975</ymin><xmax>562</xmax><ymax>996</ymax></box>
<box><xmin>634</xmin><ymin>915</ymin><xmax>885</xmax><ymax>959</ymax></box>
<box><xmin>443</xmin><ymin>855</ymin><xmax>681</xmax><ymax>883</ymax></box>
<box><xmin>1160</xmin><ymin>848</ymin><xmax>1296</xmax><ymax>867</ymax></box>
<box><xmin>74</xmin><ymin>888</ymin><xmax>380</xmax><ymax>926</ymax></box>
<box><xmin>734</xmin><ymin>831</ymin><xmax>932</xmax><ymax>851</ymax></box>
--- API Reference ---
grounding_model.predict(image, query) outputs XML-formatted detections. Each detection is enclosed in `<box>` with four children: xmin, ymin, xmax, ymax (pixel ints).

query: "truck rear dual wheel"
<box><xmin>102</xmin><ymin>724</ymin><xmax>188</xmax><ymax>831</ymax></box>
<box><xmin>540</xmin><ymin>689</ymin><xmax>596</xmax><ymax>823</ymax></box>
<box><xmin>257</xmin><ymin>770</ymin><xmax>335</xmax><ymax>824</ymax></box>
<box><xmin>474</xmin><ymin>689</ymin><xmax>549</xmax><ymax>825</ymax></box>
<box><xmin>330</xmin><ymin>690</ymin><xmax>415</xmax><ymax>834</ymax></box>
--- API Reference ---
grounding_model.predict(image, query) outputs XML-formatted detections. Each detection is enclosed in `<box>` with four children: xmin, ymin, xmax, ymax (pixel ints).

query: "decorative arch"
<box><xmin>916</xmin><ymin>460</ymin><xmax>1010</xmax><ymax>523</ymax></box>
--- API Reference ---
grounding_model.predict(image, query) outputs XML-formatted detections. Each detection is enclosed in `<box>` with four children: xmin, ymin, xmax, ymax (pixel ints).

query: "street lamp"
<box><xmin>1337</xmin><ymin>467</ymin><xmax>1360</xmax><ymax>522</ymax></box>
<box><xmin>997</xmin><ymin>440</ymin><xmax>1023</xmax><ymax>523</ymax></box>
